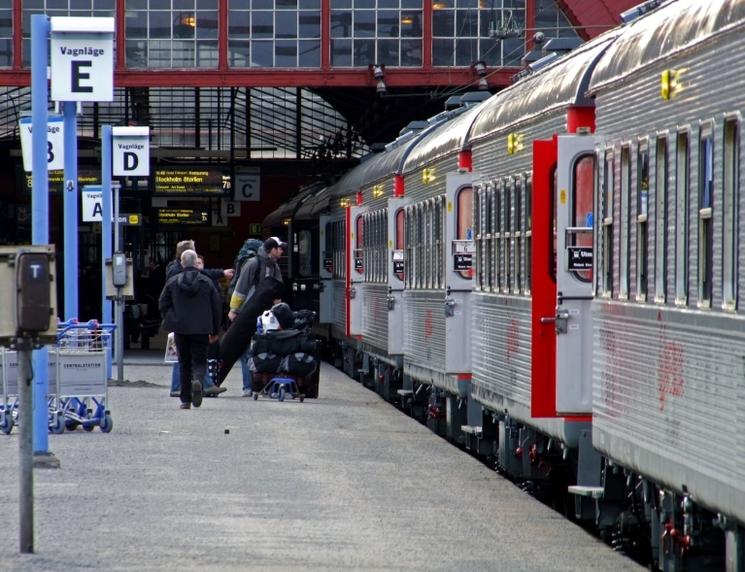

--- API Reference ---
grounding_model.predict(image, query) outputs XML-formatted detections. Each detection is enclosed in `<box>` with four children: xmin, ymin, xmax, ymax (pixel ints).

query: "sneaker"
<box><xmin>192</xmin><ymin>380</ymin><xmax>203</xmax><ymax>408</ymax></box>
<box><xmin>204</xmin><ymin>385</ymin><xmax>227</xmax><ymax>396</ymax></box>
<box><xmin>170</xmin><ymin>391</ymin><xmax>180</xmax><ymax>397</ymax></box>
<box><xmin>242</xmin><ymin>389</ymin><xmax>253</xmax><ymax>397</ymax></box>
<box><xmin>180</xmin><ymin>402</ymin><xmax>191</xmax><ymax>410</ymax></box>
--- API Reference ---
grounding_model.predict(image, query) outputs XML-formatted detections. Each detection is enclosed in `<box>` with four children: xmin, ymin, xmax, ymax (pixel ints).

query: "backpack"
<box><xmin>228</xmin><ymin>238</ymin><xmax>263</xmax><ymax>298</ymax></box>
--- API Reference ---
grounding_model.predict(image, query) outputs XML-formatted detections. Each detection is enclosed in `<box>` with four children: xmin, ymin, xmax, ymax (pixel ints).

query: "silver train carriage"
<box><xmin>587</xmin><ymin>0</ymin><xmax>745</xmax><ymax>550</ymax></box>
<box><xmin>322</xmin><ymin>119</ymin><xmax>447</xmax><ymax>379</ymax></box>
<box><xmin>465</xmin><ymin>29</ymin><xmax>620</xmax><ymax>472</ymax></box>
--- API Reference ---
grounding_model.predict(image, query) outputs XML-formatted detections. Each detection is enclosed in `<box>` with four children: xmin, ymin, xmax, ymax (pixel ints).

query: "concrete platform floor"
<box><xmin>0</xmin><ymin>359</ymin><xmax>642</xmax><ymax>571</ymax></box>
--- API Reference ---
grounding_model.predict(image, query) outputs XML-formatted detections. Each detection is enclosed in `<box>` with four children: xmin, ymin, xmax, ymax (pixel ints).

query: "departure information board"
<box><xmin>153</xmin><ymin>167</ymin><xmax>230</xmax><ymax>196</ymax></box>
<box><xmin>156</xmin><ymin>208</ymin><xmax>210</xmax><ymax>225</ymax></box>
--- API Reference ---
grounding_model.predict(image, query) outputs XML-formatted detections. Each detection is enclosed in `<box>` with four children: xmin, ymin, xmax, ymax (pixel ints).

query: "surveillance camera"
<box><xmin>533</xmin><ymin>32</ymin><xmax>545</xmax><ymax>44</ymax></box>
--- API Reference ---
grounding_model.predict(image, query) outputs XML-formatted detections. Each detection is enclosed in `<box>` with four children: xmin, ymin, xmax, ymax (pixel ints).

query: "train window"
<box><xmin>654</xmin><ymin>136</ymin><xmax>668</xmax><ymax>303</ymax></box>
<box><xmin>723</xmin><ymin>118</ymin><xmax>740</xmax><ymax>310</ymax></box>
<box><xmin>355</xmin><ymin>212</ymin><xmax>364</xmax><ymax>277</ymax></box>
<box><xmin>474</xmin><ymin>187</ymin><xmax>483</xmax><ymax>290</ymax></box>
<box><xmin>425</xmin><ymin>200</ymin><xmax>432</xmax><ymax>289</ymax></box>
<box><xmin>698</xmin><ymin>126</ymin><xmax>714</xmax><ymax>308</ymax></box>
<box><xmin>325</xmin><ymin>220</ymin><xmax>333</xmax><ymax>274</ymax></box>
<box><xmin>298</xmin><ymin>229</ymin><xmax>313</xmax><ymax>278</ymax></box>
<box><xmin>479</xmin><ymin>185</ymin><xmax>487</xmax><ymax>291</ymax></box>
<box><xmin>572</xmin><ymin>154</ymin><xmax>595</xmax><ymax>283</ymax></box>
<box><xmin>551</xmin><ymin>167</ymin><xmax>558</xmax><ymax>284</ymax></box>
<box><xmin>504</xmin><ymin>178</ymin><xmax>512</xmax><ymax>292</ymax></box>
<box><xmin>405</xmin><ymin>206</ymin><xmax>413</xmax><ymax>289</ymax></box>
<box><xmin>675</xmin><ymin>131</ymin><xmax>690</xmax><ymax>305</ymax></box>
<box><xmin>514</xmin><ymin>177</ymin><xmax>523</xmax><ymax>293</ymax></box>
<box><xmin>436</xmin><ymin>197</ymin><xmax>443</xmax><ymax>288</ymax></box>
<box><xmin>395</xmin><ymin>207</ymin><xmax>405</xmax><ymax>282</ymax></box>
<box><xmin>619</xmin><ymin>146</ymin><xmax>631</xmax><ymax>299</ymax></box>
<box><xmin>456</xmin><ymin>186</ymin><xmax>474</xmax><ymax>280</ymax></box>
<box><xmin>636</xmin><ymin>140</ymin><xmax>649</xmax><ymax>299</ymax></box>
<box><xmin>602</xmin><ymin>150</ymin><xmax>614</xmax><ymax>296</ymax></box>
<box><xmin>525</xmin><ymin>176</ymin><xmax>533</xmax><ymax>294</ymax></box>
<box><xmin>491</xmin><ymin>182</ymin><xmax>499</xmax><ymax>292</ymax></box>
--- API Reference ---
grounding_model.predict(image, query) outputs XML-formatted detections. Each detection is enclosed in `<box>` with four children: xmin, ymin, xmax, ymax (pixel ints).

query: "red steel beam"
<box><xmin>0</xmin><ymin>68</ymin><xmax>517</xmax><ymax>88</ymax></box>
<box><xmin>12</xmin><ymin>0</ymin><xmax>21</xmax><ymax>70</ymax></box>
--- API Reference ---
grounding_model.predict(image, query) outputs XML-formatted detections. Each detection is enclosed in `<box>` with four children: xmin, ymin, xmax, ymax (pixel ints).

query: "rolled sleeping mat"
<box><xmin>217</xmin><ymin>276</ymin><xmax>284</xmax><ymax>385</ymax></box>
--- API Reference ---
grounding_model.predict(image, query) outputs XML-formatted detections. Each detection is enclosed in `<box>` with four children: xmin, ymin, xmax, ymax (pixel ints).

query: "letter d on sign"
<box><xmin>123</xmin><ymin>152</ymin><xmax>139</xmax><ymax>171</ymax></box>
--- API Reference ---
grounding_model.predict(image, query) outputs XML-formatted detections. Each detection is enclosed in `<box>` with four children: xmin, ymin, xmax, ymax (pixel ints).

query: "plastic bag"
<box><xmin>256</xmin><ymin>310</ymin><xmax>280</xmax><ymax>334</ymax></box>
<box><xmin>164</xmin><ymin>332</ymin><xmax>179</xmax><ymax>363</ymax></box>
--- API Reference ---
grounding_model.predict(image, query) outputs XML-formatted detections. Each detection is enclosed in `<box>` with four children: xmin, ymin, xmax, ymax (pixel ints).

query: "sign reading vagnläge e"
<box><xmin>50</xmin><ymin>17</ymin><xmax>114</xmax><ymax>102</ymax></box>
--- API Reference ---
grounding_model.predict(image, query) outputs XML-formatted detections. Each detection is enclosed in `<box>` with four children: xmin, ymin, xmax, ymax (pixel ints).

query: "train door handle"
<box><xmin>350</xmin><ymin>286</ymin><xmax>357</xmax><ymax>299</ymax></box>
<box><xmin>540</xmin><ymin>310</ymin><xmax>569</xmax><ymax>334</ymax></box>
<box><xmin>444</xmin><ymin>297</ymin><xmax>456</xmax><ymax>317</ymax></box>
<box><xmin>387</xmin><ymin>295</ymin><xmax>396</xmax><ymax>311</ymax></box>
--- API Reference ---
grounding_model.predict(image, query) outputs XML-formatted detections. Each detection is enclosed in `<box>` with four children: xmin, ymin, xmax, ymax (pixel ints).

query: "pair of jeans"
<box><xmin>240</xmin><ymin>348</ymin><xmax>253</xmax><ymax>392</ymax></box>
<box><xmin>173</xmin><ymin>333</ymin><xmax>210</xmax><ymax>403</ymax></box>
<box><xmin>170</xmin><ymin>363</ymin><xmax>215</xmax><ymax>392</ymax></box>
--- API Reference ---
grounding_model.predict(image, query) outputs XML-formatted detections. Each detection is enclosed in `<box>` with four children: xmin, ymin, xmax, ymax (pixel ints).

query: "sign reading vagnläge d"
<box><xmin>50</xmin><ymin>17</ymin><xmax>114</xmax><ymax>102</ymax></box>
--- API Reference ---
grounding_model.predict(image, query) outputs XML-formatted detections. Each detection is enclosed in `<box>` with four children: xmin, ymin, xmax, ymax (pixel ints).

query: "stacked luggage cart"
<box><xmin>0</xmin><ymin>320</ymin><xmax>115</xmax><ymax>435</ymax></box>
<box><xmin>248</xmin><ymin>306</ymin><xmax>320</xmax><ymax>402</ymax></box>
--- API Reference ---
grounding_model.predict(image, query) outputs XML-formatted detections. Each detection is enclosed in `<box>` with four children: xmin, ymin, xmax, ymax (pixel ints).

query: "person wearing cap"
<box><xmin>228</xmin><ymin>236</ymin><xmax>285</xmax><ymax>323</ymax></box>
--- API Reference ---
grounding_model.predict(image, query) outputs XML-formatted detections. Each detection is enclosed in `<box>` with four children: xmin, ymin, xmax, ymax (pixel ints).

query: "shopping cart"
<box><xmin>54</xmin><ymin>322</ymin><xmax>115</xmax><ymax>433</ymax></box>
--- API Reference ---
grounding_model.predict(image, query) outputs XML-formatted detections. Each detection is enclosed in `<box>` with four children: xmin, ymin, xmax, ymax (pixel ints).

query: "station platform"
<box><xmin>1</xmin><ymin>357</ymin><xmax>642</xmax><ymax>571</ymax></box>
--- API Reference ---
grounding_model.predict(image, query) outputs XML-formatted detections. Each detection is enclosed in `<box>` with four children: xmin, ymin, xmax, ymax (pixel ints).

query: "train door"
<box><xmin>531</xmin><ymin>136</ymin><xmax>558</xmax><ymax>417</ymax></box>
<box><xmin>318</xmin><ymin>215</ymin><xmax>333</xmax><ymax>324</ymax></box>
<box><xmin>554</xmin><ymin>133</ymin><xmax>597</xmax><ymax>415</ymax></box>
<box><xmin>387</xmin><ymin>197</ymin><xmax>407</xmax><ymax>355</ymax></box>
<box><xmin>348</xmin><ymin>205</ymin><xmax>367</xmax><ymax>337</ymax></box>
<box><xmin>444</xmin><ymin>172</ymin><xmax>474</xmax><ymax>375</ymax></box>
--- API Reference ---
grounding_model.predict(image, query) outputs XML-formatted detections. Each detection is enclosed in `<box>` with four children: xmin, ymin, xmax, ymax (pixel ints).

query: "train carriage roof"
<box><xmin>468</xmin><ymin>29</ymin><xmax>621</xmax><ymax>142</ymax></box>
<box><xmin>589</xmin><ymin>0</ymin><xmax>745</xmax><ymax>93</ymax></box>
<box><xmin>295</xmin><ymin>186</ymin><xmax>330</xmax><ymax>220</ymax></box>
<box><xmin>328</xmin><ymin>107</ymin><xmax>473</xmax><ymax>199</ymax></box>
<box><xmin>401</xmin><ymin>103</ymin><xmax>485</xmax><ymax>175</ymax></box>
<box><xmin>263</xmin><ymin>184</ymin><xmax>318</xmax><ymax>227</ymax></box>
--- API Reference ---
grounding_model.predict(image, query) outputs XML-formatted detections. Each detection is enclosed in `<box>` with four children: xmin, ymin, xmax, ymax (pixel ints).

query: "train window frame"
<box><xmin>404</xmin><ymin>205</ymin><xmax>413</xmax><ymax>289</ymax></box>
<box><xmin>619</xmin><ymin>144</ymin><xmax>631</xmax><ymax>300</ymax></box>
<box><xmin>654</xmin><ymin>134</ymin><xmax>669</xmax><ymax>304</ymax></box>
<box><xmin>474</xmin><ymin>185</ymin><xmax>483</xmax><ymax>291</ymax></box>
<box><xmin>636</xmin><ymin>138</ymin><xmax>650</xmax><ymax>300</ymax></box>
<box><xmin>456</xmin><ymin>186</ymin><xmax>474</xmax><ymax>281</ymax></box>
<box><xmin>722</xmin><ymin>115</ymin><xmax>740</xmax><ymax>311</ymax></box>
<box><xmin>698</xmin><ymin>122</ymin><xmax>715</xmax><ymax>309</ymax></box>
<box><xmin>491</xmin><ymin>181</ymin><xmax>499</xmax><ymax>293</ymax></box>
<box><xmin>503</xmin><ymin>177</ymin><xmax>513</xmax><ymax>293</ymax></box>
<box><xmin>524</xmin><ymin>174</ymin><xmax>533</xmax><ymax>295</ymax></box>
<box><xmin>675</xmin><ymin>129</ymin><xmax>690</xmax><ymax>306</ymax></box>
<box><xmin>571</xmin><ymin>153</ymin><xmax>596</xmax><ymax>284</ymax></box>
<box><xmin>601</xmin><ymin>149</ymin><xmax>614</xmax><ymax>297</ymax></box>
<box><xmin>514</xmin><ymin>176</ymin><xmax>523</xmax><ymax>294</ymax></box>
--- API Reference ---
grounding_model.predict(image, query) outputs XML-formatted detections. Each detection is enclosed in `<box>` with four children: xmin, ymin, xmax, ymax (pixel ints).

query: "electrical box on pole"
<box><xmin>0</xmin><ymin>245</ymin><xmax>57</xmax><ymax>345</ymax></box>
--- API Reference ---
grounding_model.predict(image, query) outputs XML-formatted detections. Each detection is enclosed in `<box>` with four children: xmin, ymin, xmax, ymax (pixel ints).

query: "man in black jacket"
<box><xmin>159</xmin><ymin>249</ymin><xmax>222</xmax><ymax>409</ymax></box>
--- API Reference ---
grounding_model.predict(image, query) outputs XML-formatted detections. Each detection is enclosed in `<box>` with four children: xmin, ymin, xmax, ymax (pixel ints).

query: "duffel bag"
<box><xmin>292</xmin><ymin>309</ymin><xmax>317</xmax><ymax>330</ymax></box>
<box><xmin>252</xmin><ymin>329</ymin><xmax>318</xmax><ymax>355</ymax></box>
<box><xmin>249</xmin><ymin>352</ymin><xmax>282</xmax><ymax>373</ymax></box>
<box><xmin>281</xmin><ymin>353</ymin><xmax>317</xmax><ymax>377</ymax></box>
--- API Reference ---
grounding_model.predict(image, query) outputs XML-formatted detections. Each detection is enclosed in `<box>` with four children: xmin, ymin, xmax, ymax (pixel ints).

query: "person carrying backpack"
<box><xmin>225</xmin><ymin>236</ymin><xmax>285</xmax><ymax>395</ymax></box>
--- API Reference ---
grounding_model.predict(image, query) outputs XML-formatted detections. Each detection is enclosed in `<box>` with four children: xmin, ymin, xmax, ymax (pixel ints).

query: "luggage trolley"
<box><xmin>55</xmin><ymin>322</ymin><xmax>115</xmax><ymax>433</ymax></box>
<box><xmin>0</xmin><ymin>346</ymin><xmax>60</xmax><ymax>434</ymax></box>
<box><xmin>252</xmin><ymin>373</ymin><xmax>305</xmax><ymax>403</ymax></box>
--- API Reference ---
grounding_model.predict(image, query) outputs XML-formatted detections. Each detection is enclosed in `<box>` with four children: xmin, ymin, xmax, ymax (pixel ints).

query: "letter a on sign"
<box><xmin>50</xmin><ymin>17</ymin><xmax>114</xmax><ymax>102</ymax></box>
<box><xmin>112</xmin><ymin>126</ymin><xmax>150</xmax><ymax>177</ymax></box>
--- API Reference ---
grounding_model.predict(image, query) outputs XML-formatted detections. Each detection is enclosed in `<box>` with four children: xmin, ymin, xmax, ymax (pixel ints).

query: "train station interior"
<box><xmin>0</xmin><ymin>0</ymin><xmax>634</xmax><ymax>341</ymax></box>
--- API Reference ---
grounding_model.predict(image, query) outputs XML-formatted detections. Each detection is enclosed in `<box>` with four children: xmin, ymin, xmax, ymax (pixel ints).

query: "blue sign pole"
<box><xmin>31</xmin><ymin>14</ymin><xmax>50</xmax><ymax>454</ymax></box>
<box><xmin>63</xmin><ymin>101</ymin><xmax>78</xmax><ymax>320</ymax></box>
<box><xmin>101</xmin><ymin>126</ymin><xmax>113</xmax><ymax>377</ymax></box>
